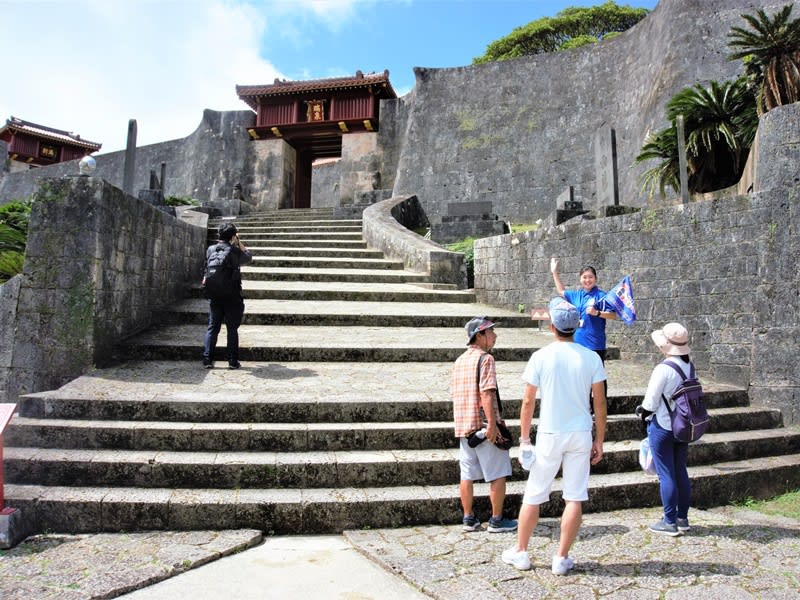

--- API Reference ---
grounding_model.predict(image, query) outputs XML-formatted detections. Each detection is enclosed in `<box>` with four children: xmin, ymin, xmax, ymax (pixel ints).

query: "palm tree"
<box><xmin>636</xmin><ymin>78</ymin><xmax>757</xmax><ymax>196</ymax></box>
<box><xmin>728</xmin><ymin>4</ymin><xmax>800</xmax><ymax>115</ymax></box>
<box><xmin>636</xmin><ymin>126</ymin><xmax>680</xmax><ymax>198</ymax></box>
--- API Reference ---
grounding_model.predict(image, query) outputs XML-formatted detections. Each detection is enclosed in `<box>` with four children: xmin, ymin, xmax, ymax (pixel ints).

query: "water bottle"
<box><xmin>519</xmin><ymin>443</ymin><xmax>536</xmax><ymax>470</ymax></box>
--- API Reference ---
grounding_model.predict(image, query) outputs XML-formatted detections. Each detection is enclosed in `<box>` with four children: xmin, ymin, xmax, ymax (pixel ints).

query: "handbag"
<box><xmin>467</xmin><ymin>353</ymin><xmax>514</xmax><ymax>451</ymax></box>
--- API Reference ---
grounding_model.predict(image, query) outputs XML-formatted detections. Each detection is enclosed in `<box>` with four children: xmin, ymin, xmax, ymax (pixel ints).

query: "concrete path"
<box><xmin>119</xmin><ymin>535</ymin><xmax>429</xmax><ymax>600</ymax></box>
<box><xmin>1</xmin><ymin>506</ymin><xmax>797</xmax><ymax>599</ymax></box>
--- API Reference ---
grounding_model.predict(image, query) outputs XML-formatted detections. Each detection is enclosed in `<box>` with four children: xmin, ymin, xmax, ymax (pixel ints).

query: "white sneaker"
<box><xmin>551</xmin><ymin>554</ymin><xmax>575</xmax><ymax>575</ymax></box>
<box><xmin>501</xmin><ymin>546</ymin><xmax>531</xmax><ymax>571</ymax></box>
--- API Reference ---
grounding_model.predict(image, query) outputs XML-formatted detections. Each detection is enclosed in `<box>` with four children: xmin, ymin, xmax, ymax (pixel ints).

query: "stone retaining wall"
<box><xmin>0</xmin><ymin>177</ymin><xmax>207</xmax><ymax>402</ymax></box>
<box><xmin>362</xmin><ymin>195</ymin><xmax>467</xmax><ymax>288</ymax></box>
<box><xmin>474</xmin><ymin>104</ymin><xmax>800</xmax><ymax>424</ymax></box>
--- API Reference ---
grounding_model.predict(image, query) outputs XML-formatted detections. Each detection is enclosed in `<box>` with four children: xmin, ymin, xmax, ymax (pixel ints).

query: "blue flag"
<box><xmin>601</xmin><ymin>275</ymin><xmax>636</xmax><ymax>325</ymax></box>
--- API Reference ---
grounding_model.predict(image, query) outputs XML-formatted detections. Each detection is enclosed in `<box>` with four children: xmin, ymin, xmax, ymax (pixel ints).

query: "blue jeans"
<box><xmin>648</xmin><ymin>419</ymin><xmax>691</xmax><ymax>524</ymax></box>
<box><xmin>203</xmin><ymin>296</ymin><xmax>245</xmax><ymax>362</ymax></box>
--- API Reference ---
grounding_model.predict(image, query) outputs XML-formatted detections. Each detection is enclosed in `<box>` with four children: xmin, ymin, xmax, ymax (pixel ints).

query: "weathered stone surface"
<box><xmin>474</xmin><ymin>104</ymin><xmax>800</xmax><ymax>423</ymax></box>
<box><xmin>0</xmin><ymin>177</ymin><xmax>207</xmax><ymax>404</ymax></box>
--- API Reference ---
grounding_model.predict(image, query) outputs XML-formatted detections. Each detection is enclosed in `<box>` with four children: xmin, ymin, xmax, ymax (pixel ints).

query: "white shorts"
<box><xmin>459</xmin><ymin>437</ymin><xmax>513</xmax><ymax>483</ymax></box>
<box><xmin>522</xmin><ymin>431</ymin><xmax>592</xmax><ymax>505</ymax></box>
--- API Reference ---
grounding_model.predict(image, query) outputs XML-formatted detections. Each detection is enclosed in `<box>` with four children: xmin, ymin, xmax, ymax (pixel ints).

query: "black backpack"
<box><xmin>662</xmin><ymin>361</ymin><xmax>709</xmax><ymax>443</ymax></box>
<box><xmin>202</xmin><ymin>243</ymin><xmax>238</xmax><ymax>300</ymax></box>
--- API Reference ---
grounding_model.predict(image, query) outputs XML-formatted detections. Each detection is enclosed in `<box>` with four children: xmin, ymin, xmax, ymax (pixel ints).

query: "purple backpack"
<box><xmin>662</xmin><ymin>361</ymin><xmax>709</xmax><ymax>443</ymax></box>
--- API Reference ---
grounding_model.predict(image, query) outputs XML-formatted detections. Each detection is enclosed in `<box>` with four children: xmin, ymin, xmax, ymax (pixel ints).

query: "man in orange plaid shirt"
<box><xmin>451</xmin><ymin>316</ymin><xmax>517</xmax><ymax>533</ymax></box>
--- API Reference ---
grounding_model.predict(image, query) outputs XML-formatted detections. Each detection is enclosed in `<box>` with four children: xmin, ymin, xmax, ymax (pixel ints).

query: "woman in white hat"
<box><xmin>640</xmin><ymin>322</ymin><xmax>694</xmax><ymax>536</ymax></box>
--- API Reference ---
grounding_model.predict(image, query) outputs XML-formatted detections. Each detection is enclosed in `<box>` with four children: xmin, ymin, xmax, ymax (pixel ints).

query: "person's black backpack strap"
<box><xmin>474</xmin><ymin>353</ymin><xmax>513</xmax><ymax>450</ymax></box>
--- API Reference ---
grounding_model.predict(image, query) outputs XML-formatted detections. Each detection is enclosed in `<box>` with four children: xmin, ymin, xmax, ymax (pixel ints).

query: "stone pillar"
<box><xmin>0</xmin><ymin>140</ymin><xmax>8</xmax><ymax>175</ymax></box>
<box><xmin>250</xmin><ymin>138</ymin><xmax>295</xmax><ymax>211</ymax></box>
<box><xmin>338</xmin><ymin>132</ymin><xmax>380</xmax><ymax>206</ymax></box>
<box><xmin>122</xmin><ymin>119</ymin><xmax>137</xmax><ymax>197</ymax></box>
<box><xmin>594</xmin><ymin>125</ymin><xmax>619</xmax><ymax>207</ymax></box>
<box><xmin>676</xmin><ymin>115</ymin><xmax>690</xmax><ymax>204</ymax></box>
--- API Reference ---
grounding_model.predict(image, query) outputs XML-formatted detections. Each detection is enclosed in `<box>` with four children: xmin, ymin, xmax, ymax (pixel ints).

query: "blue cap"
<box><xmin>549</xmin><ymin>297</ymin><xmax>580</xmax><ymax>334</ymax></box>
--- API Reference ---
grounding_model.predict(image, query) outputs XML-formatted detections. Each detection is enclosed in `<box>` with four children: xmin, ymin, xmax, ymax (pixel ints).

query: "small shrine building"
<box><xmin>236</xmin><ymin>70</ymin><xmax>396</xmax><ymax>209</ymax></box>
<box><xmin>1</xmin><ymin>116</ymin><xmax>101</xmax><ymax>174</ymax></box>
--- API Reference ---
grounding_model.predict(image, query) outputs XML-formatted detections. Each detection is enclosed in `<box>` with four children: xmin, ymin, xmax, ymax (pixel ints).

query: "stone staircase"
<box><xmin>5</xmin><ymin>208</ymin><xmax>800</xmax><ymax>534</ymax></box>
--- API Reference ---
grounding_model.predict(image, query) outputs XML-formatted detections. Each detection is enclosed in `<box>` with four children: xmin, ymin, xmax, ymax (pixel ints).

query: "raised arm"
<box><xmin>550</xmin><ymin>257</ymin><xmax>565</xmax><ymax>296</ymax></box>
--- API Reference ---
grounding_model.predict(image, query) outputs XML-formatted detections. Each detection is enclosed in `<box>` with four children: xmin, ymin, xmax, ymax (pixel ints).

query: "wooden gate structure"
<box><xmin>236</xmin><ymin>70</ymin><xmax>396</xmax><ymax>209</ymax></box>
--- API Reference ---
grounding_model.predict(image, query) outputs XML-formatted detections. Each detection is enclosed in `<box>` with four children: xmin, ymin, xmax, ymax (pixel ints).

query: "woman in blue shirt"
<box><xmin>550</xmin><ymin>258</ymin><xmax>617</xmax><ymax>362</ymax></box>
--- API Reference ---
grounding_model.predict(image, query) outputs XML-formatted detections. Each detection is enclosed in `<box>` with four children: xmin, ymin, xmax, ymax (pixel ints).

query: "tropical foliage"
<box><xmin>636</xmin><ymin>78</ymin><xmax>758</xmax><ymax>197</ymax></box>
<box><xmin>165</xmin><ymin>195</ymin><xmax>199</xmax><ymax>207</ymax></box>
<box><xmin>0</xmin><ymin>200</ymin><xmax>32</xmax><ymax>284</ymax></box>
<box><xmin>637</xmin><ymin>4</ymin><xmax>799</xmax><ymax>198</ymax></box>
<box><xmin>728</xmin><ymin>4</ymin><xmax>800</xmax><ymax>115</ymax></box>
<box><xmin>472</xmin><ymin>1</ymin><xmax>649</xmax><ymax>63</ymax></box>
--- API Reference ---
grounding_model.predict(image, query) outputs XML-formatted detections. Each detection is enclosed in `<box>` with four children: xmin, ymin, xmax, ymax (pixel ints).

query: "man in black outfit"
<box><xmin>202</xmin><ymin>222</ymin><xmax>252</xmax><ymax>369</ymax></box>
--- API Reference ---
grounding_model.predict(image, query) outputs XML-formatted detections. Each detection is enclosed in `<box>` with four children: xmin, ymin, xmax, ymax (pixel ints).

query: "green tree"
<box><xmin>473</xmin><ymin>1</ymin><xmax>649</xmax><ymax>63</ymax></box>
<box><xmin>636</xmin><ymin>77</ymin><xmax>758</xmax><ymax>197</ymax></box>
<box><xmin>728</xmin><ymin>4</ymin><xmax>800</xmax><ymax>115</ymax></box>
<box><xmin>0</xmin><ymin>200</ymin><xmax>31</xmax><ymax>284</ymax></box>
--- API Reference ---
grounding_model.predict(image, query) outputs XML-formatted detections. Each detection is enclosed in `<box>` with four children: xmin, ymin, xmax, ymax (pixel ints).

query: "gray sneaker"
<box><xmin>676</xmin><ymin>518</ymin><xmax>690</xmax><ymax>532</ymax></box>
<box><xmin>649</xmin><ymin>519</ymin><xmax>680</xmax><ymax>536</ymax></box>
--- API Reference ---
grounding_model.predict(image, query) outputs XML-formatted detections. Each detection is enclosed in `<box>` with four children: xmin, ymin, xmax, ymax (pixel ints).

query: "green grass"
<box><xmin>738</xmin><ymin>489</ymin><xmax>800</xmax><ymax>520</ymax></box>
<box><xmin>509</xmin><ymin>223</ymin><xmax>540</xmax><ymax>234</ymax></box>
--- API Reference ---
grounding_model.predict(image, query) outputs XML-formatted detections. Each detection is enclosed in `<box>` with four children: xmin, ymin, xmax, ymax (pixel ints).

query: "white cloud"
<box><xmin>0</xmin><ymin>0</ymin><xmax>283</xmax><ymax>152</ymax></box>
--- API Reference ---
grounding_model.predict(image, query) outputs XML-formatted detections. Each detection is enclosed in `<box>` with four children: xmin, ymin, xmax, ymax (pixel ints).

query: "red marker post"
<box><xmin>0</xmin><ymin>403</ymin><xmax>16</xmax><ymax>513</ymax></box>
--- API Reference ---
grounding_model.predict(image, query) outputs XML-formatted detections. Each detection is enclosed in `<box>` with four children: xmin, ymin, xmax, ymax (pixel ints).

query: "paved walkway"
<box><xmin>1</xmin><ymin>506</ymin><xmax>797</xmax><ymax>599</ymax></box>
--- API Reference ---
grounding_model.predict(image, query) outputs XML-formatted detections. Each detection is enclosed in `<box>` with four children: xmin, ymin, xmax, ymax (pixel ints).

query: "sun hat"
<box><xmin>549</xmin><ymin>297</ymin><xmax>580</xmax><ymax>334</ymax></box>
<box><xmin>465</xmin><ymin>316</ymin><xmax>497</xmax><ymax>345</ymax></box>
<box><xmin>651</xmin><ymin>322</ymin><xmax>691</xmax><ymax>355</ymax></box>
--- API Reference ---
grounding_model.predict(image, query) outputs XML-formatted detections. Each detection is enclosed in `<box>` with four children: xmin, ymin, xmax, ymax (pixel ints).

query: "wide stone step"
<box><xmin>239</xmin><ymin>268</ymin><xmax>435</xmax><ymax>285</ymax></box>
<box><xmin>250</xmin><ymin>256</ymin><xmax>404</xmax><ymax>270</ymax></box>
<box><xmin>209</xmin><ymin>210</ymin><xmax>336</xmax><ymax>223</ymax></box>
<box><xmin>247</xmin><ymin>247</ymin><xmax>383</xmax><ymax>259</ymax></box>
<box><xmin>239</xmin><ymin>239</ymin><xmax>368</xmax><ymax>249</ymax></box>
<box><xmin>6</xmin><ymin>454</ymin><xmax>800</xmax><ymax>534</ymax></box>
<box><xmin>5</xmin><ymin>407</ymin><xmax>785</xmax><ymax>451</ymax></box>
<box><xmin>229</xmin><ymin>219</ymin><xmax>360</xmax><ymax>229</ymax></box>
<box><xmin>16</xmin><ymin>360</ymin><xmax>747</xmax><ymax>422</ymax></box>
<box><xmin>237</xmin><ymin>225</ymin><xmax>363</xmax><ymax>234</ymax></box>
<box><xmin>7</xmin><ymin>429</ymin><xmax>800</xmax><ymax>490</ymax></box>
<box><xmin>240</xmin><ymin>232</ymin><xmax>365</xmax><ymax>242</ymax></box>
<box><xmin>114</xmin><ymin>325</ymin><xmax>563</xmax><ymax>363</ymax></box>
<box><xmin>158</xmin><ymin>299</ymin><xmax>534</xmax><ymax>327</ymax></box>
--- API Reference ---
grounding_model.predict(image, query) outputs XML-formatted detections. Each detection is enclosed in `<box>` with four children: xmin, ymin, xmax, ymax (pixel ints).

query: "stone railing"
<box><xmin>362</xmin><ymin>195</ymin><xmax>467</xmax><ymax>288</ymax></box>
<box><xmin>0</xmin><ymin>177</ymin><xmax>207</xmax><ymax>403</ymax></box>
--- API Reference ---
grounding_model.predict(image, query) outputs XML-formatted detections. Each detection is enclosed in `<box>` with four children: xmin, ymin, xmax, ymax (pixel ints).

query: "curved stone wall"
<box><xmin>390</xmin><ymin>0</ymin><xmax>784</xmax><ymax>224</ymax></box>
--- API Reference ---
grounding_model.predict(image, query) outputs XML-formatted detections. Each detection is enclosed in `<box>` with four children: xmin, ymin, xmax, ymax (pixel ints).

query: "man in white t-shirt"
<box><xmin>501</xmin><ymin>297</ymin><xmax>607</xmax><ymax>575</ymax></box>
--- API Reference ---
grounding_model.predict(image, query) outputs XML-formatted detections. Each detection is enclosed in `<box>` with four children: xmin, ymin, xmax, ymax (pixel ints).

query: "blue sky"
<box><xmin>1</xmin><ymin>0</ymin><xmax>657</xmax><ymax>152</ymax></box>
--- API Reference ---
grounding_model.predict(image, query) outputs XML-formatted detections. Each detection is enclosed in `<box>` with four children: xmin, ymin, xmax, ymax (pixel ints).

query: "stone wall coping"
<box><xmin>362</xmin><ymin>195</ymin><xmax>467</xmax><ymax>288</ymax></box>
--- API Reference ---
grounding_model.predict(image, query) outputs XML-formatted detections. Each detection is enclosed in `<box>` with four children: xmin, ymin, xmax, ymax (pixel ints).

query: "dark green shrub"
<box><xmin>0</xmin><ymin>200</ymin><xmax>32</xmax><ymax>284</ymax></box>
